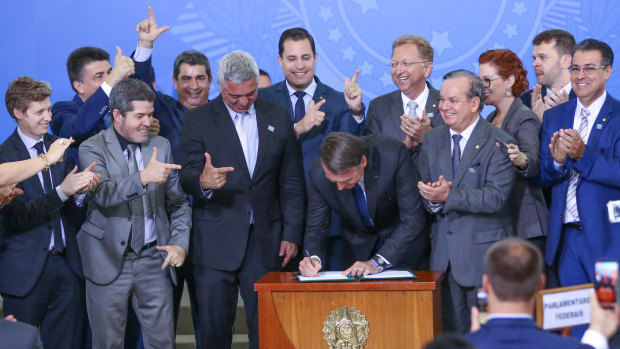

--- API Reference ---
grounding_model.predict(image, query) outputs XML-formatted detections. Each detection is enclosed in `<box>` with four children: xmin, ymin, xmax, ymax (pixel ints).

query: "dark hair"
<box><xmin>259</xmin><ymin>69</ymin><xmax>270</xmax><ymax>78</ymax></box>
<box><xmin>278</xmin><ymin>27</ymin><xmax>316</xmax><ymax>56</ymax></box>
<box><xmin>109</xmin><ymin>79</ymin><xmax>156</xmax><ymax>117</ymax></box>
<box><xmin>573</xmin><ymin>38</ymin><xmax>614</xmax><ymax>67</ymax></box>
<box><xmin>424</xmin><ymin>333</ymin><xmax>476</xmax><ymax>349</ymax></box>
<box><xmin>443</xmin><ymin>70</ymin><xmax>485</xmax><ymax>112</ymax></box>
<box><xmin>533</xmin><ymin>29</ymin><xmax>576</xmax><ymax>56</ymax></box>
<box><xmin>479</xmin><ymin>49</ymin><xmax>529</xmax><ymax>97</ymax></box>
<box><xmin>320</xmin><ymin>132</ymin><xmax>367</xmax><ymax>174</ymax></box>
<box><xmin>173</xmin><ymin>50</ymin><xmax>211</xmax><ymax>80</ymax></box>
<box><xmin>66</xmin><ymin>46</ymin><xmax>110</xmax><ymax>92</ymax></box>
<box><xmin>5</xmin><ymin>76</ymin><xmax>52</xmax><ymax>120</ymax></box>
<box><xmin>485</xmin><ymin>238</ymin><xmax>543</xmax><ymax>302</ymax></box>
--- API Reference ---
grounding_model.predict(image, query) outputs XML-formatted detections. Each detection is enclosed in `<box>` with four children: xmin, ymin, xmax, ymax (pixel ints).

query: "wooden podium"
<box><xmin>255</xmin><ymin>271</ymin><xmax>444</xmax><ymax>348</ymax></box>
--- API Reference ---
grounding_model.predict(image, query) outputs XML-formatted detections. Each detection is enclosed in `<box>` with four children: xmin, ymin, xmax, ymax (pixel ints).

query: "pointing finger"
<box><xmin>115</xmin><ymin>46</ymin><xmax>122</xmax><ymax>58</ymax></box>
<box><xmin>314</xmin><ymin>98</ymin><xmax>327</xmax><ymax>110</ymax></box>
<box><xmin>163</xmin><ymin>163</ymin><xmax>182</xmax><ymax>170</ymax></box>
<box><xmin>84</xmin><ymin>162</ymin><xmax>96</xmax><ymax>172</ymax></box>
<box><xmin>351</xmin><ymin>69</ymin><xmax>360</xmax><ymax>83</ymax></box>
<box><xmin>148</xmin><ymin>6</ymin><xmax>156</xmax><ymax>21</ymax></box>
<box><xmin>215</xmin><ymin>166</ymin><xmax>235</xmax><ymax>173</ymax></box>
<box><xmin>150</xmin><ymin>146</ymin><xmax>159</xmax><ymax>161</ymax></box>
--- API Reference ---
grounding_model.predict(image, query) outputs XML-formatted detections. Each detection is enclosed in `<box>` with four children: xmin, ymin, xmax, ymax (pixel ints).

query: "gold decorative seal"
<box><xmin>322</xmin><ymin>306</ymin><xmax>370</xmax><ymax>349</ymax></box>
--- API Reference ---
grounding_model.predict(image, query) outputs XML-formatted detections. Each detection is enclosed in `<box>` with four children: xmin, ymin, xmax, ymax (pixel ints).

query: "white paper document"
<box><xmin>297</xmin><ymin>270</ymin><xmax>416</xmax><ymax>282</ymax></box>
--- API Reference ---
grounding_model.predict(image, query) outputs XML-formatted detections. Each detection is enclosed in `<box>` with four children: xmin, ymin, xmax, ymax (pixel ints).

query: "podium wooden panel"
<box><xmin>255</xmin><ymin>271</ymin><xmax>443</xmax><ymax>348</ymax></box>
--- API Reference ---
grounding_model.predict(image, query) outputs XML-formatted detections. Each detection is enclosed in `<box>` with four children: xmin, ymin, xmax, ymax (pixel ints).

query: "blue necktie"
<box><xmin>34</xmin><ymin>141</ymin><xmax>64</xmax><ymax>252</ymax></box>
<box><xmin>353</xmin><ymin>184</ymin><xmax>373</xmax><ymax>228</ymax></box>
<box><xmin>452</xmin><ymin>134</ymin><xmax>462</xmax><ymax>176</ymax></box>
<box><xmin>293</xmin><ymin>91</ymin><xmax>306</xmax><ymax>123</ymax></box>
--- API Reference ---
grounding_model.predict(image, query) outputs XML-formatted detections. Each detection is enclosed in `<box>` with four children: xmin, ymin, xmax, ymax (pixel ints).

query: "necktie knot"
<box><xmin>33</xmin><ymin>141</ymin><xmax>45</xmax><ymax>155</ymax></box>
<box><xmin>407</xmin><ymin>100</ymin><xmax>418</xmax><ymax>118</ymax></box>
<box><xmin>293</xmin><ymin>91</ymin><xmax>306</xmax><ymax>99</ymax></box>
<box><xmin>581</xmin><ymin>107</ymin><xmax>590</xmax><ymax>119</ymax></box>
<box><xmin>452</xmin><ymin>134</ymin><xmax>463</xmax><ymax>144</ymax></box>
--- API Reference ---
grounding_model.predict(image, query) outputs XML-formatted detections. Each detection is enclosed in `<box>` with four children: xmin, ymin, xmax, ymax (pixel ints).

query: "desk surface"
<box><xmin>255</xmin><ymin>271</ymin><xmax>444</xmax><ymax>292</ymax></box>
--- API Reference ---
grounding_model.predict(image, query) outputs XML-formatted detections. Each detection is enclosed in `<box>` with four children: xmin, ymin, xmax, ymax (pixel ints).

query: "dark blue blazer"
<box><xmin>539</xmin><ymin>94</ymin><xmax>620</xmax><ymax>280</ymax></box>
<box><xmin>0</xmin><ymin>319</ymin><xmax>43</xmax><ymax>349</ymax></box>
<box><xmin>258</xmin><ymin>76</ymin><xmax>364</xmax><ymax>172</ymax></box>
<box><xmin>466</xmin><ymin>318</ymin><xmax>582</xmax><ymax>349</ymax></box>
<box><xmin>132</xmin><ymin>54</ymin><xmax>189</xmax><ymax>162</ymax></box>
<box><xmin>51</xmin><ymin>89</ymin><xmax>110</xmax><ymax>166</ymax></box>
<box><xmin>0</xmin><ymin>130</ymin><xmax>84</xmax><ymax>296</ymax></box>
<box><xmin>521</xmin><ymin>86</ymin><xmax>577</xmax><ymax>109</ymax></box>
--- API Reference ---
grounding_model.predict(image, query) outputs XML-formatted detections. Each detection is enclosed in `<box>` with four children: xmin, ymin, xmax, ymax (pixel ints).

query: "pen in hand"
<box><xmin>304</xmin><ymin>249</ymin><xmax>316</xmax><ymax>267</ymax></box>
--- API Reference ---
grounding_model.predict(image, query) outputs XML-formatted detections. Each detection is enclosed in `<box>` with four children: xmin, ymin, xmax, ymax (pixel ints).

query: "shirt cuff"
<box><xmin>429</xmin><ymin>202</ymin><xmax>443</xmax><ymax>213</ymax></box>
<box><xmin>553</xmin><ymin>160</ymin><xmax>565</xmax><ymax>172</ymax></box>
<box><xmin>73</xmin><ymin>193</ymin><xmax>87</xmax><ymax>207</ymax></box>
<box><xmin>200</xmin><ymin>185</ymin><xmax>214</xmax><ymax>200</ymax></box>
<box><xmin>55</xmin><ymin>186</ymin><xmax>69</xmax><ymax>202</ymax></box>
<box><xmin>375</xmin><ymin>254</ymin><xmax>392</xmax><ymax>268</ymax></box>
<box><xmin>310</xmin><ymin>255</ymin><xmax>322</xmax><ymax>265</ymax></box>
<box><xmin>581</xmin><ymin>329</ymin><xmax>608</xmax><ymax>349</ymax></box>
<box><xmin>134</xmin><ymin>45</ymin><xmax>153</xmax><ymax>62</ymax></box>
<box><xmin>100</xmin><ymin>82</ymin><xmax>112</xmax><ymax>97</ymax></box>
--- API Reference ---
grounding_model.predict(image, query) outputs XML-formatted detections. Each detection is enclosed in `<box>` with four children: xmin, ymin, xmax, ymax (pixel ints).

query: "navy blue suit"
<box><xmin>51</xmin><ymin>89</ymin><xmax>110</xmax><ymax>167</ymax></box>
<box><xmin>258</xmin><ymin>76</ymin><xmax>364</xmax><ymax>172</ymax></box>
<box><xmin>540</xmin><ymin>94</ymin><xmax>620</xmax><ymax>285</ymax></box>
<box><xmin>0</xmin><ymin>130</ymin><xmax>85</xmax><ymax>349</ymax></box>
<box><xmin>466</xmin><ymin>318</ymin><xmax>582</xmax><ymax>349</ymax></box>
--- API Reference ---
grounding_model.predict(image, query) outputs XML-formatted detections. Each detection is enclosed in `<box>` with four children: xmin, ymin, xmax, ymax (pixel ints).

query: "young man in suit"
<box><xmin>179</xmin><ymin>50</ymin><xmax>305</xmax><ymax>349</ymax></box>
<box><xmin>466</xmin><ymin>238</ymin><xmax>584</xmax><ymax>349</ymax></box>
<box><xmin>298</xmin><ymin>132</ymin><xmax>426</xmax><ymax>277</ymax></box>
<box><xmin>78</xmin><ymin>78</ymin><xmax>191</xmax><ymax>348</ymax></box>
<box><xmin>417</xmin><ymin>70</ymin><xmax>517</xmax><ymax>333</ymax></box>
<box><xmin>522</xmin><ymin>29</ymin><xmax>576</xmax><ymax>121</ymax></box>
<box><xmin>0</xmin><ymin>76</ymin><xmax>99</xmax><ymax>348</ymax></box>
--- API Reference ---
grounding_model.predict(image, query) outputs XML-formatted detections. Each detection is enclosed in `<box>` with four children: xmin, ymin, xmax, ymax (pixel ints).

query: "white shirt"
<box><xmin>401</xmin><ymin>84</ymin><xmax>430</xmax><ymax>120</ymax></box>
<box><xmin>449</xmin><ymin>116</ymin><xmax>480</xmax><ymax>157</ymax></box>
<box><xmin>286</xmin><ymin>79</ymin><xmax>317</xmax><ymax>115</ymax></box>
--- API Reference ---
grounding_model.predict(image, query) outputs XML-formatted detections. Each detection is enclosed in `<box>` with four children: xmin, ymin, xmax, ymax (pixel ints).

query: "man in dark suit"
<box><xmin>521</xmin><ymin>29</ymin><xmax>576</xmax><ymax>121</ymax></box>
<box><xmin>51</xmin><ymin>45</ymin><xmax>135</xmax><ymax>164</ymax></box>
<box><xmin>0</xmin><ymin>76</ymin><xmax>99</xmax><ymax>348</ymax></box>
<box><xmin>366</xmin><ymin>35</ymin><xmax>443</xmax><ymax>153</ymax></box>
<box><xmin>179</xmin><ymin>50</ymin><xmax>305</xmax><ymax>349</ymax></box>
<box><xmin>299</xmin><ymin>132</ymin><xmax>426</xmax><ymax>277</ymax></box>
<box><xmin>258</xmin><ymin>27</ymin><xmax>365</xmax><ymax>173</ymax></box>
<box><xmin>466</xmin><ymin>238</ymin><xmax>583</xmax><ymax>349</ymax></box>
<box><xmin>365</xmin><ymin>35</ymin><xmax>442</xmax><ymax>270</ymax></box>
<box><xmin>78</xmin><ymin>78</ymin><xmax>191</xmax><ymax>348</ymax></box>
<box><xmin>540</xmin><ymin>39</ymin><xmax>620</xmax><ymax>291</ymax></box>
<box><xmin>0</xmin><ymin>316</ymin><xmax>43</xmax><ymax>349</ymax></box>
<box><xmin>417</xmin><ymin>70</ymin><xmax>516</xmax><ymax>333</ymax></box>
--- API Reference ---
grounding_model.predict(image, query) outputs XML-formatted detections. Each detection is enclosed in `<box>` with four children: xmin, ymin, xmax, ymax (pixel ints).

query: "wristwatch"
<box><xmin>371</xmin><ymin>255</ymin><xmax>391</xmax><ymax>271</ymax></box>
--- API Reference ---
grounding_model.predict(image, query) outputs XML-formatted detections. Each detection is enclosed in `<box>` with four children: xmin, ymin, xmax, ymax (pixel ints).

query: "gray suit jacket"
<box><xmin>487</xmin><ymin>98</ymin><xmax>548</xmax><ymax>239</ymax></box>
<box><xmin>0</xmin><ymin>319</ymin><xmax>43</xmax><ymax>349</ymax></box>
<box><xmin>417</xmin><ymin>118</ymin><xmax>516</xmax><ymax>286</ymax></box>
<box><xmin>366</xmin><ymin>82</ymin><xmax>443</xmax><ymax>139</ymax></box>
<box><xmin>78</xmin><ymin>128</ymin><xmax>191</xmax><ymax>285</ymax></box>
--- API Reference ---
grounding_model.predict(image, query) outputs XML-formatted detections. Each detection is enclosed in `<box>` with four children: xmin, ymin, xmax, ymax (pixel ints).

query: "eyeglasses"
<box><xmin>570</xmin><ymin>65</ymin><xmax>608</xmax><ymax>74</ymax></box>
<box><xmin>482</xmin><ymin>77</ymin><xmax>501</xmax><ymax>87</ymax></box>
<box><xmin>389</xmin><ymin>61</ymin><xmax>428</xmax><ymax>68</ymax></box>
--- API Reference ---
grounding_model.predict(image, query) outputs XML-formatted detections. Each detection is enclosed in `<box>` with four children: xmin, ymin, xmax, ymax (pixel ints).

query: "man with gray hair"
<box><xmin>417</xmin><ymin>70</ymin><xmax>516</xmax><ymax>333</ymax></box>
<box><xmin>179</xmin><ymin>50</ymin><xmax>304</xmax><ymax>349</ymax></box>
<box><xmin>78</xmin><ymin>78</ymin><xmax>191</xmax><ymax>348</ymax></box>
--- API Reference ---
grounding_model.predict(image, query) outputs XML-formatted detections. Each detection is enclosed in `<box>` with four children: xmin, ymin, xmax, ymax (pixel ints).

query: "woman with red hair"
<box><xmin>478</xmin><ymin>49</ymin><xmax>548</xmax><ymax>249</ymax></box>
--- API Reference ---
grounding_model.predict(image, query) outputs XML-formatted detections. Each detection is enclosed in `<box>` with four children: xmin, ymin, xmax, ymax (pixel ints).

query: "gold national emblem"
<box><xmin>322</xmin><ymin>306</ymin><xmax>370</xmax><ymax>348</ymax></box>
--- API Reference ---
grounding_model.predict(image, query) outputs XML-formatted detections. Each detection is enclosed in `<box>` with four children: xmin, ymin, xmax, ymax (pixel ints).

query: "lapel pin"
<box><xmin>432</xmin><ymin>104</ymin><xmax>436</xmax><ymax>108</ymax></box>
<box><xmin>428</xmin><ymin>112</ymin><xmax>434</xmax><ymax>117</ymax></box>
<box><xmin>469</xmin><ymin>168</ymin><xmax>476</xmax><ymax>173</ymax></box>
<box><xmin>596</xmin><ymin>124</ymin><xmax>603</xmax><ymax>129</ymax></box>
<box><xmin>475</xmin><ymin>145</ymin><xmax>480</xmax><ymax>149</ymax></box>
<box><xmin>268</xmin><ymin>125</ymin><xmax>275</xmax><ymax>132</ymax></box>
<box><xmin>603</xmin><ymin>118</ymin><xmax>607</xmax><ymax>121</ymax></box>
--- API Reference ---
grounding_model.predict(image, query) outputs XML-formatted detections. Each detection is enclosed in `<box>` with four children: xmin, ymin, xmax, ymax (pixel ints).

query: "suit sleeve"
<box><xmin>375</xmin><ymin>144</ymin><xmax>426</xmax><ymax>265</ymax></box>
<box><xmin>79</xmin><ymin>139</ymin><xmax>148</xmax><ymax>208</ymax></box>
<box><xmin>51</xmin><ymin>89</ymin><xmax>110</xmax><ymax>142</ymax></box>
<box><xmin>278</xmin><ymin>113</ymin><xmax>306</xmax><ymax>244</ymax></box>
<box><xmin>364</xmin><ymin>99</ymin><xmax>381</xmax><ymax>135</ymax></box>
<box><xmin>444</xmin><ymin>145</ymin><xmax>517</xmax><ymax>214</ymax></box>
<box><xmin>572</xmin><ymin>121</ymin><xmax>620</xmax><ymax>188</ymax></box>
<box><xmin>162</xmin><ymin>141</ymin><xmax>191</xmax><ymax>251</ymax></box>
<box><xmin>513</xmin><ymin>110</ymin><xmax>541</xmax><ymax>178</ymax></box>
<box><xmin>416</xmin><ymin>138</ymin><xmax>435</xmax><ymax>213</ymax></box>
<box><xmin>131</xmin><ymin>52</ymin><xmax>156</xmax><ymax>90</ymax></box>
<box><xmin>539</xmin><ymin>109</ymin><xmax>572</xmax><ymax>186</ymax></box>
<box><xmin>303</xmin><ymin>168</ymin><xmax>331</xmax><ymax>263</ymax></box>
<box><xmin>178</xmin><ymin>110</ymin><xmax>210</xmax><ymax>200</ymax></box>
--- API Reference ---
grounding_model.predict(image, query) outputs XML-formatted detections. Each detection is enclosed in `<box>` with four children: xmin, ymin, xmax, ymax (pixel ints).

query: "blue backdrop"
<box><xmin>1</xmin><ymin>0</ymin><xmax>619</xmax><ymax>142</ymax></box>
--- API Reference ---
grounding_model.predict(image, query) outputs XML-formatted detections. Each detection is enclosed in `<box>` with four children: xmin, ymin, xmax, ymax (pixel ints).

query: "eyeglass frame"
<box><xmin>569</xmin><ymin>64</ymin><xmax>609</xmax><ymax>75</ymax></box>
<box><xmin>481</xmin><ymin>76</ymin><xmax>502</xmax><ymax>88</ymax></box>
<box><xmin>389</xmin><ymin>61</ymin><xmax>429</xmax><ymax>68</ymax></box>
